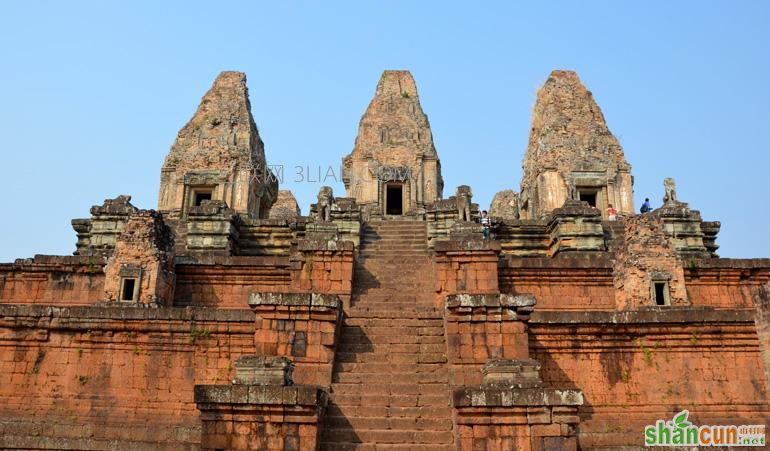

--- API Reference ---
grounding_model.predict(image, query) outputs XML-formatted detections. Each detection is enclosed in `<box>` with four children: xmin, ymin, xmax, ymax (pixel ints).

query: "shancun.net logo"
<box><xmin>645</xmin><ymin>410</ymin><xmax>765</xmax><ymax>446</ymax></box>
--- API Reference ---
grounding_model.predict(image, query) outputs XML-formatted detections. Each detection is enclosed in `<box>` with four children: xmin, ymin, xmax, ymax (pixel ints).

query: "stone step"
<box><xmin>335</xmin><ymin>352</ymin><xmax>448</xmax><ymax>364</ymax></box>
<box><xmin>343</xmin><ymin>318</ymin><xmax>444</xmax><ymax>328</ymax></box>
<box><xmin>339</xmin><ymin>333</ymin><xmax>445</xmax><ymax>344</ymax></box>
<box><xmin>333</xmin><ymin>370</ymin><xmax>449</xmax><ymax>384</ymax></box>
<box><xmin>339</xmin><ymin>326</ymin><xmax>444</xmax><ymax>337</ymax></box>
<box><xmin>333</xmin><ymin>362</ymin><xmax>448</xmax><ymax>375</ymax></box>
<box><xmin>324</xmin><ymin>415</ymin><xmax>453</xmax><ymax>431</ymax></box>
<box><xmin>360</xmin><ymin>239</ymin><xmax>428</xmax><ymax>244</ymax></box>
<box><xmin>352</xmin><ymin>280</ymin><xmax>431</xmax><ymax>288</ymax></box>
<box><xmin>337</xmin><ymin>334</ymin><xmax>445</xmax><ymax>345</ymax></box>
<box><xmin>321</xmin><ymin>428</ymin><xmax>454</xmax><ymax>445</ymax></box>
<box><xmin>329</xmin><ymin>392</ymin><xmax>450</xmax><ymax>408</ymax></box>
<box><xmin>343</xmin><ymin>309</ymin><xmax>442</xmax><ymax>319</ymax></box>
<box><xmin>336</xmin><ymin>342</ymin><xmax>446</xmax><ymax>353</ymax></box>
<box><xmin>319</xmin><ymin>443</ymin><xmax>456</xmax><ymax>451</ymax></box>
<box><xmin>330</xmin><ymin>383</ymin><xmax>449</xmax><ymax>396</ymax></box>
<box><xmin>345</xmin><ymin>307</ymin><xmax>440</xmax><ymax>315</ymax></box>
<box><xmin>325</xmin><ymin>404</ymin><xmax>451</xmax><ymax>418</ymax></box>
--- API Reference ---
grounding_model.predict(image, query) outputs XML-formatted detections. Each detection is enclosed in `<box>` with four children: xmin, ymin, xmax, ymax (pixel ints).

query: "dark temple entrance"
<box><xmin>386</xmin><ymin>184</ymin><xmax>403</xmax><ymax>215</ymax></box>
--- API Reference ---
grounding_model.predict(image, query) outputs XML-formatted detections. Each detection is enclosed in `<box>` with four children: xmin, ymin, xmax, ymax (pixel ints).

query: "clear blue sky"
<box><xmin>1</xmin><ymin>1</ymin><xmax>768</xmax><ymax>261</ymax></box>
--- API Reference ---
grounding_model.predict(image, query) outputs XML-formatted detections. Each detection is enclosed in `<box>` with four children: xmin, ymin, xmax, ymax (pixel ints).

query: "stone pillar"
<box><xmin>753</xmin><ymin>283</ymin><xmax>770</xmax><ymax>392</ymax></box>
<box><xmin>289</xmin><ymin>239</ymin><xmax>354</xmax><ymax>297</ymax></box>
<box><xmin>434</xmin><ymin>240</ymin><xmax>501</xmax><ymax>306</ymax></box>
<box><xmin>453</xmin><ymin>359</ymin><xmax>583</xmax><ymax>451</ymax></box>
<box><xmin>444</xmin><ymin>293</ymin><xmax>535</xmax><ymax>386</ymax></box>
<box><xmin>195</xmin><ymin>356</ymin><xmax>327</xmax><ymax>451</ymax></box>
<box><xmin>249</xmin><ymin>293</ymin><xmax>342</xmax><ymax>386</ymax></box>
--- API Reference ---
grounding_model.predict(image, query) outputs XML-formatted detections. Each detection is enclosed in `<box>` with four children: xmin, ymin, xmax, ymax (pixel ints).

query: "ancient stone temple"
<box><xmin>519</xmin><ymin>70</ymin><xmax>634</xmax><ymax>219</ymax></box>
<box><xmin>342</xmin><ymin>70</ymin><xmax>443</xmax><ymax>216</ymax></box>
<box><xmin>0</xmin><ymin>69</ymin><xmax>768</xmax><ymax>451</ymax></box>
<box><xmin>158</xmin><ymin>71</ymin><xmax>277</xmax><ymax>220</ymax></box>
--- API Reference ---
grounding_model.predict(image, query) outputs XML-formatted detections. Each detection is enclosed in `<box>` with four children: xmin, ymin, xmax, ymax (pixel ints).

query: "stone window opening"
<box><xmin>578</xmin><ymin>190</ymin><xmax>598</xmax><ymax>208</ymax></box>
<box><xmin>119</xmin><ymin>277</ymin><xmax>138</xmax><ymax>302</ymax></box>
<box><xmin>652</xmin><ymin>280</ymin><xmax>670</xmax><ymax>306</ymax></box>
<box><xmin>192</xmin><ymin>188</ymin><xmax>214</xmax><ymax>206</ymax></box>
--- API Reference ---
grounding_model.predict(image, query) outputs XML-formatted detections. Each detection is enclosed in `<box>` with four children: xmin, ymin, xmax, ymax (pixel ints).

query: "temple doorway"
<box><xmin>385</xmin><ymin>184</ymin><xmax>403</xmax><ymax>215</ymax></box>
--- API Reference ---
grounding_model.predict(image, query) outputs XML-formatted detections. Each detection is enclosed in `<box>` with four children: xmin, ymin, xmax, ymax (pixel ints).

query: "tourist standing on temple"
<box><xmin>640</xmin><ymin>198</ymin><xmax>652</xmax><ymax>213</ymax></box>
<box><xmin>480</xmin><ymin>210</ymin><xmax>491</xmax><ymax>239</ymax></box>
<box><xmin>606</xmin><ymin>204</ymin><xmax>618</xmax><ymax>221</ymax></box>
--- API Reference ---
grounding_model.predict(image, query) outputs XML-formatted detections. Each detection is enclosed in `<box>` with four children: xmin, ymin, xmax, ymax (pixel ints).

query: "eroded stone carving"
<box><xmin>316</xmin><ymin>186</ymin><xmax>334</xmax><ymax>222</ymax></box>
<box><xmin>342</xmin><ymin>71</ymin><xmax>443</xmax><ymax>214</ymax></box>
<box><xmin>663</xmin><ymin>177</ymin><xmax>677</xmax><ymax>204</ymax></box>
<box><xmin>103</xmin><ymin>210</ymin><xmax>175</xmax><ymax>306</ymax></box>
<box><xmin>489</xmin><ymin>190</ymin><xmax>520</xmax><ymax>220</ymax></box>
<box><xmin>268</xmin><ymin>190</ymin><xmax>301</xmax><ymax>220</ymax></box>
<box><xmin>519</xmin><ymin>70</ymin><xmax>633</xmax><ymax>219</ymax></box>
<box><xmin>613</xmin><ymin>214</ymin><xmax>689</xmax><ymax>309</ymax></box>
<box><xmin>158</xmin><ymin>71</ymin><xmax>277</xmax><ymax>219</ymax></box>
<box><xmin>455</xmin><ymin>185</ymin><xmax>473</xmax><ymax>222</ymax></box>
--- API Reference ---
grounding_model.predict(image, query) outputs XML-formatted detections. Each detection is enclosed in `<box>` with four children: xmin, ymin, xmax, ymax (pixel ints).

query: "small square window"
<box><xmin>120</xmin><ymin>278</ymin><xmax>137</xmax><ymax>302</ymax></box>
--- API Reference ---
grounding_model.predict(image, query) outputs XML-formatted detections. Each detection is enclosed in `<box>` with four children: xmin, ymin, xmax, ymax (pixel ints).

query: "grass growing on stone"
<box><xmin>190</xmin><ymin>329</ymin><xmax>211</xmax><ymax>343</ymax></box>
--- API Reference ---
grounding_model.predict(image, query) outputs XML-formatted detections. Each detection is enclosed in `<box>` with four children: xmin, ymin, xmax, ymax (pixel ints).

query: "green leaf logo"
<box><xmin>673</xmin><ymin>410</ymin><xmax>692</xmax><ymax>427</ymax></box>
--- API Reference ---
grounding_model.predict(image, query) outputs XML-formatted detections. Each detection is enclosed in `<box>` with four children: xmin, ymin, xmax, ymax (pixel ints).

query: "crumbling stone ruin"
<box><xmin>158</xmin><ymin>71</ymin><xmax>277</xmax><ymax>220</ymax></box>
<box><xmin>520</xmin><ymin>71</ymin><xmax>633</xmax><ymax>219</ymax></box>
<box><xmin>490</xmin><ymin>189</ymin><xmax>520</xmax><ymax>220</ymax></box>
<box><xmin>0</xmin><ymin>69</ymin><xmax>768</xmax><ymax>451</ymax></box>
<box><xmin>268</xmin><ymin>190</ymin><xmax>301</xmax><ymax>220</ymax></box>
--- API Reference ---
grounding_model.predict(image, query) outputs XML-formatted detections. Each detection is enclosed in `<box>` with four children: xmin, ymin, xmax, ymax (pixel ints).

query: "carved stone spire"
<box><xmin>158</xmin><ymin>71</ymin><xmax>276</xmax><ymax>219</ymax></box>
<box><xmin>342</xmin><ymin>70</ymin><xmax>443</xmax><ymax>213</ymax></box>
<box><xmin>519</xmin><ymin>70</ymin><xmax>633</xmax><ymax>219</ymax></box>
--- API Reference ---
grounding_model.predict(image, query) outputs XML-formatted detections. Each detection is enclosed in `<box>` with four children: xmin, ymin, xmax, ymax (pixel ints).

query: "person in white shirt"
<box><xmin>480</xmin><ymin>210</ymin><xmax>491</xmax><ymax>239</ymax></box>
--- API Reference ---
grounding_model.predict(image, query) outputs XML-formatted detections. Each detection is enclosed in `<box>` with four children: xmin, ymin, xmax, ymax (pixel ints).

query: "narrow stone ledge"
<box><xmin>194</xmin><ymin>384</ymin><xmax>326</xmax><ymax>407</ymax></box>
<box><xmin>446</xmin><ymin>293</ymin><xmax>536</xmax><ymax>308</ymax></box>
<box><xmin>530</xmin><ymin>308</ymin><xmax>755</xmax><ymax>325</ymax></box>
<box><xmin>435</xmin><ymin>240</ymin><xmax>501</xmax><ymax>253</ymax></box>
<box><xmin>295</xmin><ymin>239</ymin><xmax>354</xmax><ymax>252</ymax></box>
<box><xmin>0</xmin><ymin>304</ymin><xmax>254</xmax><ymax>323</ymax></box>
<box><xmin>453</xmin><ymin>387</ymin><xmax>584</xmax><ymax>408</ymax></box>
<box><xmin>248</xmin><ymin>292</ymin><xmax>340</xmax><ymax>308</ymax></box>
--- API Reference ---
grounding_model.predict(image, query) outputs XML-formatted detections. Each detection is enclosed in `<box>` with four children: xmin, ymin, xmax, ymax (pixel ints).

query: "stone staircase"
<box><xmin>320</xmin><ymin>220</ymin><xmax>455</xmax><ymax>450</ymax></box>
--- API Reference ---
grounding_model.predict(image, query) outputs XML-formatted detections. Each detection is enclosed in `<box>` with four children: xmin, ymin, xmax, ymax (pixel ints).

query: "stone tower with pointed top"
<box><xmin>519</xmin><ymin>70</ymin><xmax>633</xmax><ymax>219</ymax></box>
<box><xmin>342</xmin><ymin>70</ymin><xmax>443</xmax><ymax>216</ymax></box>
<box><xmin>158</xmin><ymin>71</ymin><xmax>277</xmax><ymax>219</ymax></box>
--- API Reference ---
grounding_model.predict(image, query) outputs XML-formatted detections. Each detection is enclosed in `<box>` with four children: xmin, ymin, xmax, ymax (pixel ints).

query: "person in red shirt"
<box><xmin>606</xmin><ymin>204</ymin><xmax>618</xmax><ymax>221</ymax></box>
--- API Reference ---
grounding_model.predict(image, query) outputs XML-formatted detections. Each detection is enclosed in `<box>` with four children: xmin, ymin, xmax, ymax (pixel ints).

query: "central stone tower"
<box><xmin>519</xmin><ymin>70</ymin><xmax>634</xmax><ymax>219</ymax></box>
<box><xmin>342</xmin><ymin>70</ymin><xmax>443</xmax><ymax>216</ymax></box>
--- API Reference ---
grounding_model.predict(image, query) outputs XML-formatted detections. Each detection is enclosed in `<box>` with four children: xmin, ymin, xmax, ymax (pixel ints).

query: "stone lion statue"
<box><xmin>316</xmin><ymin>186</ymin><xmax>334</xmax><ymax>222</ymax></box>
<box><xmin>455</xmin><ymin>185</ymin><xmax>473</xmax><ymax>222</ymax></box>
<box><xmin>663</xmin><ymin>178</ymin><xmax>677</xmax><ymax>204</ymax></box>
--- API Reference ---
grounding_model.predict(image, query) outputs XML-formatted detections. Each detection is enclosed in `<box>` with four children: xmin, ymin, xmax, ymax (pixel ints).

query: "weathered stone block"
<box><xmin>483</xmin><ymin>359</ymin><xmax>543</xmax><ymax>388</ymax></box>
<box><xmin>233</xmin><ymin>355</ymin><xmax>293</xmax><ymax>386</ymax></box>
